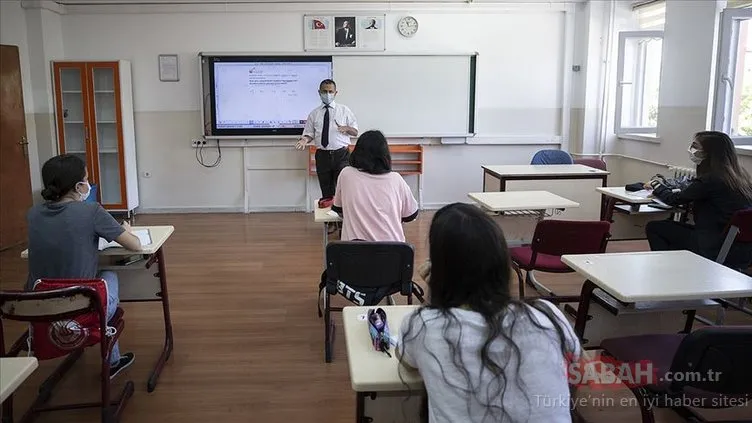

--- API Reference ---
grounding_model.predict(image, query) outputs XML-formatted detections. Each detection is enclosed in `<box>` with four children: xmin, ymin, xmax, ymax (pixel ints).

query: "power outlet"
<box><xmin>191</xmin><ymin>139</ymin><xmax>208</xmax><ymax>147</ymax></box>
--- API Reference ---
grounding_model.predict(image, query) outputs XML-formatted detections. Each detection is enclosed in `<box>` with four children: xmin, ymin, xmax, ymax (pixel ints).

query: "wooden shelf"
<box><xmin>308</xmin><ymin>144</ymin><xmax>423</xmax><ymax>176</ymax></box>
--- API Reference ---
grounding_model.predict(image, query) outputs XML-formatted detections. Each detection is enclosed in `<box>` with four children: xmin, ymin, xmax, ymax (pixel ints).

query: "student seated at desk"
<box><xmin>397</xmin><ymin>203</ymin><xmax>580</xmax><ymax>423</ymax></box>
<box><xmin>646</xmin><ymin>131</ymin><xmax>752</xmax><ymax>269</ymax></box>
<box><xmin>26</xmin><ymin>154</ymin><xmax>141</xmax><ymax>379</ymax></box>
<box><xmin>331</xmin><ymin>130</ymin><xmax>418</xmax><ymax>241</ymax></box>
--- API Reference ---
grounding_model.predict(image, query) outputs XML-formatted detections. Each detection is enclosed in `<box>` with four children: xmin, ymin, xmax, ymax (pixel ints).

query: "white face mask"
<box><xmin>688</xmin><ymin>145</ymin><xmax>704</xmax><ymax>165</ymax></box>
<box><xmin>320</xmin><ymin>92</ymin><xmax>335</xmax><ymax>105</ymax></box>
<box><xmin>76</xmin><ymin>181</ymin><xmax>91</xmax><ymax>201</ymax></box>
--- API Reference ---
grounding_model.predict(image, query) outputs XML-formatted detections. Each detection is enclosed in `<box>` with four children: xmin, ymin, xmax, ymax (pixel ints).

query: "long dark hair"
<box><xmin>41</xmin><ymin>154</ymin><xmax>86</xmax><ymax>202</ymax></box>
<box><xmin>399</xmin><ymin>203</ymin><xmax>573</xmax><ymax>422</ymax></box>
<box><xmin>349</xmin><ymin>130</ymin><xmax>391</xmax><ymax>174</ymax></box>
<box><xmin>694</xmin><ymin>131</ymin><xmax>752</xmax><ymax>201</ymax></box>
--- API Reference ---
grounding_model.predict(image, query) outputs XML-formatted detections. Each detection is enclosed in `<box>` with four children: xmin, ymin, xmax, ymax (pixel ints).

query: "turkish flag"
<box><xmin>313</xmin><ymin>19</ymin><xmax>326</xmax><ymax>30</ymax></box>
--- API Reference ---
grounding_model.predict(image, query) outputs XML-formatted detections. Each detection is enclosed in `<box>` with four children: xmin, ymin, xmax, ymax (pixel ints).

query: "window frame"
<box><xmin>712</xmin><ymin>8</ymin><xmax>752</xmax><ymax>146</ymax></box>
<box><xmin>614</xmin><ymin>30</ymin><xmax>664</xmax><ymax>135</ymax></box>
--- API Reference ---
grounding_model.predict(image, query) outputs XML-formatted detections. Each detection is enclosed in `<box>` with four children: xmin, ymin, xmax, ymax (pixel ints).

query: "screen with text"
<box><xmin>212</xmin><ymin>60</ymin><xmax>332</xmax><ymax>135</ymax></box>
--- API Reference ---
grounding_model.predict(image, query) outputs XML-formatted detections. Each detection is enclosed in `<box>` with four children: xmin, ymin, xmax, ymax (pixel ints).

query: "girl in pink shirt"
<box><xmin>332</xmin><ymin>130</ymin><xmax>419</xmax><ymax>242</ymax></box>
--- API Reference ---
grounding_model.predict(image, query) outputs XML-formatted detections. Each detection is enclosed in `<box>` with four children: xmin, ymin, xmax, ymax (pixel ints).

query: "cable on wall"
<box><xmin>196</xmin><ymin>140</ymin><xmax>222</xmax><ymax>168</ymax></box>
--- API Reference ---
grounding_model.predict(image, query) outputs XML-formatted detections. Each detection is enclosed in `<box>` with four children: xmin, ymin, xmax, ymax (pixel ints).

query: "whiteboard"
<box><xmin>332</xmin><ymin>55</ymin><xmax>475</xmax><ymax>136</ymax></box>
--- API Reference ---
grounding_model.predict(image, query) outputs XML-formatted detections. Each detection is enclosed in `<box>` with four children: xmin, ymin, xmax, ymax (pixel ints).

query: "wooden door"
<box><xmin>86</xmin><ymin>62</ymin><xmax>126</xmax><ymax>209</ymax></box>
<box><xmin>0</xmin><ymin>45</ymin><xmax>33</xmax><ymax>250</ymax></box>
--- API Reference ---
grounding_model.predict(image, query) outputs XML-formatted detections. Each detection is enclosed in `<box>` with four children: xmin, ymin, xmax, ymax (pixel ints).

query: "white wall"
<box><xmin>57</xmin><ymin>2</ymin><xmax>576</xmax><ymax>211</ymax></box>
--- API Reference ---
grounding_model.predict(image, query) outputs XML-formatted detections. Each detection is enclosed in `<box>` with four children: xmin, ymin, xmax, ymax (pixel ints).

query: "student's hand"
<box><xmin>295</xmin><ymin>138</ymin><xmax>309</xmax><ymax>150</ymax></box>
<box><xmin>643</xmin><ymin>182</ymin><xmax>653</xmax><ymax>190</ymax></box>
<box><xmin>121</xmin><ymin>221</ymin><xmax>134</xmax><ymax>234</ymax></box>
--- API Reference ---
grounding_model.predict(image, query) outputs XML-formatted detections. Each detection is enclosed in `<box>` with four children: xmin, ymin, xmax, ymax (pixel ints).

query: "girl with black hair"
<box><xmin>26</xmin><ymin>154</ymin><xmax>142</xmax><ymax>379</ymax></box>
<box><xmin>332</xmin><ymin>130</ymin><xmax>418</xmax><ymax>241</ymax></box>
<box><xmin>397</xmin><ymin>203</ymin><xmax>580</xmax><ymax>422</ymax></box>
<box><xmin>646</xmin><ymin>131</ymin><xmax>752</xmax><ymax>269</ymax></box>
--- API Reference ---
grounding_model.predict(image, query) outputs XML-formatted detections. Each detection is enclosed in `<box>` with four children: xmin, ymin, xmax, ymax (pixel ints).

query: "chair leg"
<box><xmin>512</xmin><ymin>263</ymin><xmax>525</xmax><ymax>298</ymax></box>
<box><xmin>629</xmin><ymin>387</ymin><xmax>656</xmax><ymax>423</ymax></box>
<box><xmin>324</xmin><ymin>293</ymin><xmax>332</xmax><ymax>363</ymax></box>
<box><xmin>2</xmin><ymin>394</ymin><xmax>14</xmax><ymax>423</ymax></box>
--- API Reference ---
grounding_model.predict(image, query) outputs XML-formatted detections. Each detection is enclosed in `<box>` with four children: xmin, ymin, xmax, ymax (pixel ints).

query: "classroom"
<box><xmin>1</xmin><ymin>0</ymin><xmax>751</xmax><ymax>422</ymax></box>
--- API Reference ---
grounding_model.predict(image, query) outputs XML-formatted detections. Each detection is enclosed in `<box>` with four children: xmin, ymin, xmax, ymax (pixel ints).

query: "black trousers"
<box><xmin>646</xmin><ymin>220</ymin><xmax>699</xmax><ymax>253</ymax></box>
<box><xmin>315</xmin><ymin>147</ymin><xmax>350</xmax><ymax>199</ymax></box>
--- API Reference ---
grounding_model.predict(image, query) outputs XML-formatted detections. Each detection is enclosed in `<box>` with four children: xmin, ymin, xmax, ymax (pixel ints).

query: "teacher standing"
<box><xmin>296</xmin><ymin>79</ymin><xmax>358</xmax><ymax>203</ymax></box>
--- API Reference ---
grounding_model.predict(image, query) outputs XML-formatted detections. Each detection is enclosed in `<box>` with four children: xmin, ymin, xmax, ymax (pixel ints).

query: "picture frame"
<box><xmin>158</xmin><ymin>54</ymin><xmax>179</xmax><ymax>82</ymax></box>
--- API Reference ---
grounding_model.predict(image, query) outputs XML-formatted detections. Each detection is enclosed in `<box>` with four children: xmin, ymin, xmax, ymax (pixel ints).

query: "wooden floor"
<box><xmin>0</xmin><ymin>212</ymin><xmax>749</xmax><ymax>423</ymax></box>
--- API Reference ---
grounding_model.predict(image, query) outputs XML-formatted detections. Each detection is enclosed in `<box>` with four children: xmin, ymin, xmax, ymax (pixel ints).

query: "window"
<box><xmin>713</xmin><ymin>8</ymin><xmax>752</xmax><ymax>145</ymax></box>
<box><xmin>615</xmin><ymin>31</ymin><xmax>664</xmax><ymax>134</ymax></box>
<box><xmin>634</xmin><ymin>0</ymin><xmax>665</xmax><ymax>30</ymax></box>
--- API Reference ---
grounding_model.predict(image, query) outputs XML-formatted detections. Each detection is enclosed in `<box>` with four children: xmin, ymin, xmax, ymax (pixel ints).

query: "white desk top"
<box><xmin>21</xmin><ymin>225</ymin><xmax>174</xmax><ymax>259</ymax></box>
<box><xmin>596</xmin><ymin>187</ymin><xmax>654</xmax><ymax>204</ymax></box>
<box><xmin>342</xmin><ymin>305</ymin><xmax>423</xmax><ymax>392</ymax></box>
<box><xmin>0</xmin><ymin>357</ymin><xmax>38</xmax><ymax>402</ymax></box>
<box><xmin>468</xmin><ymin>191</ymin><xmax>580</xmax><ymax>212</ymax></box>
<box><xmin>313</xmin><ymin>201</ymin><xmax>342</xmax><ymax>223</ymax></box>
<box><xmin>482</xmin><ymin>164</ymin><xmax>610</xmax><ymax>177</ymax></box>
<box><xmin>562</xmin><ymin>250</ymin><xmax>752</xmax><ymax>303</ymax></box>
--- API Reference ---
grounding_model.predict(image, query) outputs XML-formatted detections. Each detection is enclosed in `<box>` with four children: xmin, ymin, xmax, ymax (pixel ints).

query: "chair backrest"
<box><xmin>0</xmin><ymin>286</ymin><xmax>102</xmax><ymax>356</ymax></box>
<box><xmin>715</xmin><ymin>208</ymin><xmax>752</xmax><ymax>265</ymax></box>
<box><xmin>573</xmin><ymin>158</ymin><xmax>607</xmax><ymax>171</ymax></box>
<box><xmin>668</xmin><ymin>326</ymin><xmax>752</xmax><ymax>395</ymax></box>
<box><xmin>325</xmin><ymin>241</ymin><xmax>414</xmax><ymax>289</ymax></box>
<box><xmin>531</xmin><ymin>150</ymin><xmax>574</xmax><ymax>165</ymax></box>
<box><xmin>531</xmin><ymin>220</ymin><xmax>611</xmax><ymax>257</ymax></box>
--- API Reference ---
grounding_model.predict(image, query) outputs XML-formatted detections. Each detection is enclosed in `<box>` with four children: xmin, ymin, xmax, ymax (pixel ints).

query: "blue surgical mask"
<box><xmin>320</xmin><ymin>92</ymin><xmax>335</xmax><ymax>105</ymax></box>
<box><xmin>76</xmin><ymin>181</ymin><xmax>91</xmax><ymax>201</ymax></box>
<box><xmin>688</xmin><ymin>146</ymin><xmax>704</xmax><ymax>165</ymax></box>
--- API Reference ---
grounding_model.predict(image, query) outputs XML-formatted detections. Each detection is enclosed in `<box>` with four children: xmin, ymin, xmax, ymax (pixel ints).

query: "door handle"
<box><xmin>18</xmin><ymin>136</ymin><xmax>29</xmax><ymax>158</ymax></box>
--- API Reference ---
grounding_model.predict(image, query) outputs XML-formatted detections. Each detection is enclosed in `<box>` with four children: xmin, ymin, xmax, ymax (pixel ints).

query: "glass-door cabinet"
<box><xmin>53</xmin><ymin>61</ymin><xmax>138</xmax><ymax>213</ymax></box>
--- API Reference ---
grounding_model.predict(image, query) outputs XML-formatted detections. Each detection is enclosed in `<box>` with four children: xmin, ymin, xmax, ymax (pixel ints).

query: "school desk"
<box><xmin>596</xmin><ymin>186</ymin><xmax>675</xmax><ymax>223</ymax></box>
<box><xmin>562</xmin><ymin>250</ymin><xmax>752</xmax><ymax>347</ymax></box>
<box><xmin>468</xmin><ymin>190</ymin><xmax>580</xmax><ymax>219</ymax></box>
<box><xmin>0</xmin><ymin>357</ymin><xmax>38</xmax><ymax>403</ymax></box>
<box><xmin>342</xmin><ymin>305</ymin><xmax>423</xmax><ymax>423</ymax></box>
<box><xmin>21</xmin><ymin>225</ymin><xmax>175</xmax><ymax>392</ymax></box>
<box><xmin>313</xmin><ymin>200</ymin><xmax>342</xmax><ymax>265</ymax></box>
<box><xmin>482</xmin><ymin>164</ymin><xmax>609</xmax><ymax>220</ymax></box>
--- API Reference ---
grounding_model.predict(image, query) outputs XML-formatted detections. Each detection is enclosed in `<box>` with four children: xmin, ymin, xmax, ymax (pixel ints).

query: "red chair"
<box><xmin>716</xmin><ymin>208</ymin><xmax>752</xmax><ymax>269</ymax></box>
<box><xmin>573</xmin><ymin>157</ymin><xmax>607</xmax><ymax>171</ymax></box>
<box><xmin>510</xmin><ymin>220</ymin><xmax>611</xmax><ymax>297</ymax></box>
<box><xmin>712</xmin><ymin>208</ymin><xmax>752</xmax><ymax>324</ymax></box>
<box><xmin>599</xmin><ymin>326</ymin><xmax>752</xmax><ymax>423</ymax></box>
<box><xmin>0</xmin><ymin>283</ymin><xmax>134</xmax><ymax>423</ymax></box>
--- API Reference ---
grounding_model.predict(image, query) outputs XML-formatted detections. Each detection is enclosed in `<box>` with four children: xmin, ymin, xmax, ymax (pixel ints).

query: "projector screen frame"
<box><xmin>206</xmin><ymin>54</ymin><xmax>333</xmax><ymax>137</ymax></box>
<box><xmin>199</xmin><ymin>52</ymin><xmax>478</xmax><ymax>140</ymax></box>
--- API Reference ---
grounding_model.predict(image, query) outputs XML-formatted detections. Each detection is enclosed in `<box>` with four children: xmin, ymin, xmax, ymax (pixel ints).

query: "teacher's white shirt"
<box><xmin>302</xmin><ymin>101</ymin><xmax>358</xmax><ymax>150</ymax></box>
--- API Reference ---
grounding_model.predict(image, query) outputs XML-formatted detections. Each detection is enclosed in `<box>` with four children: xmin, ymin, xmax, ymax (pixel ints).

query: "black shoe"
<box><xmin>109</xmin><ymin>353</ymin><xmax>135</xmax><ymax>380</ymax></box>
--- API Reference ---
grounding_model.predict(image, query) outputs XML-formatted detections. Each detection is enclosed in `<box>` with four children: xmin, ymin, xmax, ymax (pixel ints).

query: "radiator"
<box><xmin>669</xmin><ymin>165</ymin><xmax>696</xmax><ymax>179</ymax></box>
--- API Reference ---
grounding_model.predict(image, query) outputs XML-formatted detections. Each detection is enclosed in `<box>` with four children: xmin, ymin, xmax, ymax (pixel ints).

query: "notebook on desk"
<box><xmin>98</xmin><ymin>229</ymin><xmax>152</xmax><ymax>251</ymax></box>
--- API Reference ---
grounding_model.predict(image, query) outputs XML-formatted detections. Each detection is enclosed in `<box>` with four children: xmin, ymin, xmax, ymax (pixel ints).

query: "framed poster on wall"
<box><xmin>304</xmin><ymin>15</ymin><xmax>386</xmax><ymax>51</ymax></box>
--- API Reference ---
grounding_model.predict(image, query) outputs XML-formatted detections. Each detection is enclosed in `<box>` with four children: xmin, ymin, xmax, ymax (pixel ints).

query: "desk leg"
<box><xmin>147</xmin><ymin>248</ymin><xmax>174</xmax><ymax>393</ymax></box>
<box><xmin>603</xmin><ymin>196</ymin><xmax>617</xmax><ymax>223</ymax></box>
<box><xmin>573</xmin><ymin>280</ymin><xmax>597</xmax><ymax>342</ymax></box>
<box><xmin>599</xmin><ymin>176</ymin><xmax>608</xmax><ymax>221</ymax></box>
<box><xmin>356</xmin><ymin>392</ymin><xmax>368</xmax><ymax>423</ymax></box>
<box><xmin>322</xmin><ymin>224</ymin><xmax>329</xmax><ymax>268</ymax></box>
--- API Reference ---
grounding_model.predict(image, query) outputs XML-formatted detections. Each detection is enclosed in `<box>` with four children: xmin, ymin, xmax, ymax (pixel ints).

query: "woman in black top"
<box><xmin>646</xmin><ymin>131</ymin><xmax>752</xmax><ymax>269</ymax></box>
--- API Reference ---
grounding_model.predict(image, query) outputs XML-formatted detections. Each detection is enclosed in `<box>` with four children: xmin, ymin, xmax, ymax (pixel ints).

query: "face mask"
<box><xmin>320</xmin><ymin>92</ymin><xmax>335</xmax><ymax>105</ymax></box>
<box><xmin>76</xmin><ymin>181</ymin><xmax>91</xmax><ymax>201</ymax></box>
<box><xmin>688</xmin><ymin>146</ymin><xmax>704</xmax><ymax>165</ymax></box>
